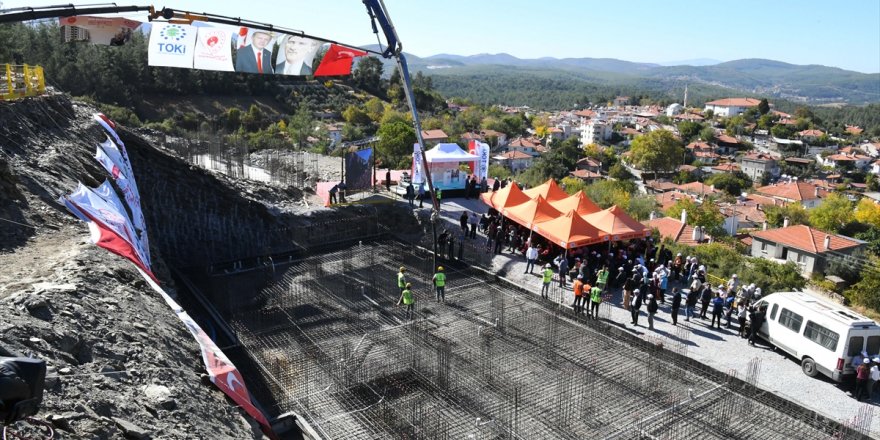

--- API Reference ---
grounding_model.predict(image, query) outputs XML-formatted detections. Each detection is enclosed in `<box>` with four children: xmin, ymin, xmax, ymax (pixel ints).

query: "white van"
<box><xmin>751</xmin><ymin>291</ymin><xmax>880</xmax><ymax>382</ymax></box>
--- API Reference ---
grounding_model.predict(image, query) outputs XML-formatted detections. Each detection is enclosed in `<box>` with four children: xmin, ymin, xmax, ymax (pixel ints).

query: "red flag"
<box><xmin>314</xmin><ymin>44</ymin><xmax>367</xmax><ymax>77</ymax></box>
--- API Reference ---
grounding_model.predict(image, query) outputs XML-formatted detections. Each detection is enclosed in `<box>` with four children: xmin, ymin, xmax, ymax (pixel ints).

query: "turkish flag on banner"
<box><xmin>314</xmin><ymin>44</ymin><xmax>367</xmax><ymax>77</ymax></box>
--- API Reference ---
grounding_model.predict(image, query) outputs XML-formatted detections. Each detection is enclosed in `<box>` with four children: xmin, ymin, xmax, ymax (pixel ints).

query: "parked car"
<box><xmin>749</xmin><ymin>291</ymin><xmax>880</xmax><ymax>381</ymax></box>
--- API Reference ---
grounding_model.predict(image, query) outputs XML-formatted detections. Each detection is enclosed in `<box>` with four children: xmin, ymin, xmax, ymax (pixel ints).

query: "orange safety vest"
<box><xmin>573</xmin><ymin>280</ymin><xmax>584</xmax><ymax>297</ymax></box>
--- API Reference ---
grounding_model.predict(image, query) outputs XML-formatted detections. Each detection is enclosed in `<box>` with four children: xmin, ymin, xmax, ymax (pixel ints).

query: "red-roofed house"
<box><xmin>421</xmin><ymin>129</ymin><xmax>449</xmax><ymax>145</ymax></box>
<box><xmin>820</xmin><ymin>152</ymin><xmax>873</xmax><ymax>170</ymax></box>
<box><xmin>846</xmin><ymin>125</ymin><xmax>864</xmax><ymax>136</ymax></box>
<box><xmin>643</xmin><ymin>215</ymin><xmax>710</xmax><ymax>246</ymax></box>
<box><xmin>506</xmin><ymin>137</ymin><xmax>544</xmax><ymax>157</ymax></box>
<box><xmin>755</xmin><ymin>181</ymin><xmax>828</xmax><ymax>208</ymax></box>
<box><xmin>750</xmin><ymin>225</ymin><xmax>865</xmax><ymax>275</ymax></box>
<box><xmin>480</xmin><ymin>129</ymin><xmax>508</xmax><ymax>147</ymax></box>
<box><xmin>569</xmin><ymin>169</ymin><xmax>605</xmax><ymax>183</ymax></box>
<box><xmin>654</xmin><ymin>191</ymin><xmax>695</xmax><ymax>210</ymax></box>
<box><xmin>798</xmin><ymin>129</ymin><xmax>825</xmax><ymax>141</ymax></box>
<box><xmin>576</xmin><ymin>157</ymin><xmax>602</xmax><ymax>172</ymax></box>
<box><xmin>704</xmin><ymin>98</ymin><xmax>761</xmax><ymax>117</ymax></box>
<box><xmin>492</xmin><ymin>150</ymin><xmax>534</xmax><ymax>172</ymax></box>
<box><xmin>677</xmin><ymin>182</ymin><xmax>721</xmax><ymax>198</ymax></box>
<box><xmin>711</xmin><ymin>162</ymin><xmax>741</xmax><ymax>173</ymax></box>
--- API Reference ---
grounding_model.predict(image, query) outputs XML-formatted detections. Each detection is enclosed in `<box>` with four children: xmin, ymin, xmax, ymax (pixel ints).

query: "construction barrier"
<box><xmin>1</xmin><ymin>64</ymin><xmax>46</xmax><ymax>100</ymax></box>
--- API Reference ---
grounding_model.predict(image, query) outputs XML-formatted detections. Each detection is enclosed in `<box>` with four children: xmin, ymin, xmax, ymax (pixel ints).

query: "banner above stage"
<box><xmin>59</xmin><ymin>16</ymin><xmax>142</xmax><ymax>45</ymax></box>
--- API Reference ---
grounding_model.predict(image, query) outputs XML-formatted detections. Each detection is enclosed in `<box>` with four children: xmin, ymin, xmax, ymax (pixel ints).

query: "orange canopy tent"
<box><xmin>533</xmin><ymin>210</ymin><xmax>609</xmax><ymax>249</ymax></box>
<box><xmin>480</xmin><ymin>181</ymin><xmax>530</xmax><ymax>210</ymax></box>
<box><xmin>548</xmin><ymin>190</ymin><xmax>601</xmax><ymax>216</ymax></box>
<box><xmin>582</xmin><ymin>205</ymin><xmax>650</xmax><ymax>241</ymax></box>
<box><xmin>522</xmin><ymin>178</ymin><xmax>568</xmax><ymax>202</ymax></box>
<box><xmin>503</xmin><ymin>195</ymin><xmax>563</xmax><ymax>228</ymax></box>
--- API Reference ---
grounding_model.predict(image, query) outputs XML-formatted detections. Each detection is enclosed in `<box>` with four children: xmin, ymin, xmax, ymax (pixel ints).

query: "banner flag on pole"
<box><xmin>412</xmin><ymin>143</ymin><xmax>424</xmax><ymax>185</ymax></box>
<box><xmin>193</xmin><ymin>26</ymin><xmax>235</xmax><ymax>72</ymax></box>
<box><xmin>314</xmin><ymin>44</ymin><xmax>367</xmax><ymax>77</ymax></box>
<box><xmin>477</xmin><ymin>141</ymin><xmax>490</xmax><ymax>180</ymax></box>
<box><xmin>148</xmin><ymin>23</ymin><xmax>198</xmax><ymax>69</ymax></box>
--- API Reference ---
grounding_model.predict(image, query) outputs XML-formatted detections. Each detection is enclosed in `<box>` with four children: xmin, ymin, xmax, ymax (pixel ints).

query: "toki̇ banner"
<box><xmin>412</xmin><ymin>143</ymin><xmax>424</xmax><ymax>185</ymax></box>
<box><xmin>148</xmin><ymin>23</ymin><xmax>198</xmax><ymax>69</ymax></box>
<box><xmin>59</xmin><ymin>16</ymin><xmax>142</xmax><ymax>46</ymax></box>
<box><xmin>476</xmin><ymin>141</ymin><xmax>490</xmax><ymax>181</ymax></box>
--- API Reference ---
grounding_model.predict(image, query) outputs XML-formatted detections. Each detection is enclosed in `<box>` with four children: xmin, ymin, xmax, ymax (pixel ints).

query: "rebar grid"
<box><xmin>213</xmin><ymin>240</ymin><xmax>869</xmax><ymax>440</ymax></box>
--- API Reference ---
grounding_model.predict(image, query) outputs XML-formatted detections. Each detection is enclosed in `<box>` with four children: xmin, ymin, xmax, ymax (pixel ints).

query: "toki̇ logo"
<box><xmin>156</xmin><ymin>24</ymin><xmax>188</xmax><ymax>55</ymax></box>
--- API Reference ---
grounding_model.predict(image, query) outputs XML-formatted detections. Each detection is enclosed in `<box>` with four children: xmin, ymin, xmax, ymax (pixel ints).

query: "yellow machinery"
<box><xmin>1</xmin><ymin>64</ymin><xmax>46</xmax><ymax>100</ymax></box>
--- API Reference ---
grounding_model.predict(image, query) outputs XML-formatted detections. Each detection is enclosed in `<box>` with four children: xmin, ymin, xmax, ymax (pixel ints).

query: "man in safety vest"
<box><xmin>596</xmin><ymin>265</ymin><xmax>610</xmax><ymax>292</ymax></box>
<box><xmin>397</xmin><ymin>282</ymin><xmax>414</xmax><ymax>320</ymax></box>
<box><xmin>589</xmin><ymin>285</ymin><xmax>602</xmax><ymax>319</ymax></box>
<box><xmin>397</xmin><ymin>267</ymin><xmax>407</xmax><ymax>294</ymax></box>
<box><xmin>541</xmin><ymin>264</ymin><xmax>553</xmax><ymax>299</ymax></box>
<box><xmin>572</xmin><ymin>275</ymin><xmax>585</xmax><ymax>315</ymax></box>
<box><xmin>433</xmin><ymin>266</ymin><xmax>447</xmax><ymax>302</ymax></box>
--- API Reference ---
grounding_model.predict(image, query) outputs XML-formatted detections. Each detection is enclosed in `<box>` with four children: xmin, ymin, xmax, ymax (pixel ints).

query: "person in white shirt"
<box><xmin>870</xmin><ymin>357</ymin><xmax>880</xmax><ymax>401</ymax></box>
<box><xmin>525</xmin><ymin>244</ymin><xmax>539</xmax><ymax>274</ymax></box>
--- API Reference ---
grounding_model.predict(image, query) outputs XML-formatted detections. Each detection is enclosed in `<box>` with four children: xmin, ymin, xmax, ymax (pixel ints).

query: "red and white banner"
<box><xmin>61</xmin><ymin>183</ymin><xmax>154</xmax><ymax>280</ymax></box>
<box><xmin>193</xmin><ymin>26</ymin><xmax>235</xmax><ymax>72</ymax></box>
<box><xmin>92</xmin><ymin>117</ymin><xmax>150</xmax><ymax>268</ymax></box>
<box><xmin>314</xmin><ymin>43</ymin><xmax>367</xmax><ymax>77</ymax></box>
<box><xmin>59</xmin><ymin>16</ymin><xmax>142</xmax><ymax>46</ymax></box>
<box><xmin>136</xmin><ymin>268</ymin><xmax>276</xmax><ymax>438</ymax></box>
<box><xmin>412</xmin><ymin>143</ymin><xmax>424</xmax><ymax>185</ymax></box>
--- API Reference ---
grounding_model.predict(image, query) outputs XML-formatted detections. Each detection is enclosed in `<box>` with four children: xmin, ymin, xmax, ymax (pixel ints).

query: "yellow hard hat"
<box><xmin>438</xmin><ymin>266</ymin><xmax>444</xmax><ymax>271</ymax></box>
<box><xmin>406</xmin><ymin>282</ymin><xmax>412</xmax><ymax>288</ymax></box>
<box><xmin>400</xmin><ymin>267</ymin><xmax>405</xmax><ymax>272</ymax></box>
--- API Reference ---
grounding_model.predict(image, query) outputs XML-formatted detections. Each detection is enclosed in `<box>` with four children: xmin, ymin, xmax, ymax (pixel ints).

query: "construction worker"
<box><xmin>433</xmin><ymin>266</ymin><xmax>446</xmax><ymax>302</ymax></box>
<box><xmin>436</xmin><ymin>187</ymin><xmax>442</xmax><ymax>207</ymax></box>
<box><xmin>397</xmin><ymin>267</ymin><xmax>407</xmax><ymax>294</ymax></box>
<box><xmin>397</xmin><ymin>282</ymin><xmax>414</xmax><ymax>320</ymax></box>
<box><xmin>541</xmin><ymin>264</ymin><xmax>553</xmax><ymax>299</ymax></box>
<box><xmin>596</xmin><ymin>265</ymin><xmax>610</xmax><ymax>292</ymax></box>
<box><xmin>589</xmin><ymin>284</ymin><xmax>602</xmax><ymax>319</ymax></box>
<box><xmin>572</xmin><ymin>275</ymin><xmax>585</xmax><ymax>315</ymax></box>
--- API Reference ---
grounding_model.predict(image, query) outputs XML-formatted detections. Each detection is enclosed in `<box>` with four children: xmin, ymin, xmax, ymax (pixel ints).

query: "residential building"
<box><xmin>325</xmin><ymin>123</ymin><xmax>343</xmax><ymax>146</ymax></box>
<box><xmin>613</xmin><ymin>96</ymin><xmax>630</xmax><ymax>107</ymax></box>
<box><xmin>677</xmin><ymin>181</ymin><xmax>722</xmax><ymax>199</ymax></box>
<box><xmin>845</xmin><ymin>125</ymin><xmax>864</xmax><ymax>136</ymax></box>
<box><xmin>741</xmin><ymin>152</ymin><xmax>779</xmax><ymax>182</ymax></box>
<box><xmin>643</xmin><ymin>212</ymin><xmax>710</xmax><ymax>246</ymax></box>
<box><xmin>750</xmin><ymin>225</ymin><xmax>865</xmax><ymax>276</ymax></box>
<box><xmin>703</xmin><ymin>98</ymin><xmax>761</xmax><ymax>117</ymax></box>
<box><xmin>506</xmin><ymin>137</ymin><xmax>543</xmax><ymax>157</ymax></box>
<box><xmin>421</xmin><ymin>129</ymin><xmax>449</xmax><ymax>145</ymax></box>
<box><xmin>711</xmin><ymin>162</ymin><xmax>741</xmax><ymax>174</ymax></box>
<box><xmin>492</xmin><ymin>150</ymin><xmax>534</xmax><ymax>173</ymax></box>
<box><xmin>755</xmin><ymin>181</ymin><xmax>828</xmax><ymax>208</ymax></box>
<box><xmin>576</xmin><ymin>157</ymin><xmax>602</xmax><ymax>172</ymax></box>
<box><xmin>819</xmin><ymin>152</ymin><xmax>873</xmax><ymax>170</ymax></box>
<box><xmin>569</xmin><ymin>169</ymin><xmax>604</xmax><ymax>183</ymax></box>
<box><xmin>665</xmin><ymin>103</ymin><xmax>683</xmax><ymax>117</ymax></box>
<box><xmin>480</xmin><ymin>129</ymin><xmax>508</xmax><ymax>147</ymax></box>
<box><xmin>580</xmin><ymin>119</ymin><xmax>612</xmax><ymax>145</ymax></box>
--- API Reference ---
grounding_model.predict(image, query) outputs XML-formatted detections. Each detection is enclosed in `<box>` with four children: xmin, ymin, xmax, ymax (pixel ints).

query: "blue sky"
<box><xmin>5</xmin><ymin>0</ymin><xmax>880</xmax><ymax>72</ymax></box>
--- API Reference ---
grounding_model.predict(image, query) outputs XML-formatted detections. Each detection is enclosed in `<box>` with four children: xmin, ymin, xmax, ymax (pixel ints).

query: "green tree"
<box><xmin>364</xmin><ymin>98</ymin><xmax>387</xmax><ymax>123</ymax></box>
<box><xmin>628</xmin><ymin>129</ymin><xmax>684</xmax><ymax>176</ymax></box>
<box><xmin>584</xmin><ymin>180</ymin><xmax>634</xmax><ymax>209</ymax></box>
<box><xmin>771</xmin><ymin>124</ymin><xmax>795</xmax><ymax>139</ymax></box>
<box><xmin>665</xmin><ymin>198</ymin><xmax>724</xmax><ymax>235</ymax></box>
<box><xmin>763</xmin><ymin>203</ymin><xmax>810</xmax><ymax>228</ymax></box>
<box><xmin>488</xmin><ymin>164</ymin><xmax>512</xmax><ymax>181</ymax></box>
<box><xmin>758</xmin><ymin>98</ymin><xmax>770</xmax><ymax>115</ymax></box>
<box><xmin>699</xmin><ymin>126</ymin><xmax>716</xmax><ymax>142</ymax></box>
<box><xmin>342</xmin><ymin>105</ymin><xmax>371</xmax><ymax>125</ymax></box>
<box><xmin>677</xmin><ymin>121</ymin><xmax>703</xmax><ymax>142</ymax></box>
<box><xmin>560</xmin><ymin>176</ymin><xmax>588</xmax><ymax>195</ymax></box>
<box><xmin>287</xmin><ymin>102</ymin><xmax>315</xmax><ymax>149</ymax></box>
<box><xmin>376</xmin><ymin>120</ymin><xmax>416</xmax><ymax>164</ymax></box>
<box><xmin>628</xmin><ymin>195</ymin><xmax>658</xmax><ymax>221</ymax></box>
<box><xmin>705</xmin><ymin>172</ymin><xmax>753</xmax><ymax>196</ymax></box>
<box><xmin>351</xmin><ymin>56</ymin><xmax>384</xmax><ymax>95</ymax></box>
<box><xmin>844</xmin><ymin>255</ymin><xmax>880</xmax><ymax>312</ymax></box>
<box><xmin>608</xmin><ymin>162</ymin><xmax>634</xmax><ymax>180</ymax></box>
<box><xmin>809</xmin><ymin>193</ymin><xmax>854</xmax><ymax>233</ymax></box>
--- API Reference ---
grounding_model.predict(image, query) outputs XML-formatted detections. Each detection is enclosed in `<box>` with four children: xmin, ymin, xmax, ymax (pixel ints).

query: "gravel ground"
<box><xmin>433</xmin><ymin>196</ymin><xmax>880</xmax><ymax>437</ymax></box>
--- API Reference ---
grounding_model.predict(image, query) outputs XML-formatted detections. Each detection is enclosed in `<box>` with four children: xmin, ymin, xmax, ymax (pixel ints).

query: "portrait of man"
<box><xmin>235</xmin><ymin>29</ymin><xmax>274</xmax><ymax>74</ymax></box>
<box><xmin>275</xmin><ymin>34</ymin><xmax>322</xmax><ymax>76</ymax></box>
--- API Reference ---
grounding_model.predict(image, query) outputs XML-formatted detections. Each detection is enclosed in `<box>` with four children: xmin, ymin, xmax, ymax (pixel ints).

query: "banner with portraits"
<box><xmin>59</xmin><ymin>16</ymin><xmax>142</xmax><ymax>46</ymax></box>
<box><xmin>272</xmin><ymin>34</ymin><xmax>323</xmax><ymax>76</ymax></box>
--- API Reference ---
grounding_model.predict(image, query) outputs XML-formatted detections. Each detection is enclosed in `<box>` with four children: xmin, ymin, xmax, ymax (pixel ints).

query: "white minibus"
<box><xmin>751</xmin><ymin>291</ymin><xmax>880</xmax><ymax>381</ymax></box>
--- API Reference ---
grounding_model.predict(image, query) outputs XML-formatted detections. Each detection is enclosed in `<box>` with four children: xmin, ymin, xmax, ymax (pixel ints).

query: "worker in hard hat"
<box><xmin>397</xmin><ymin>282</ymin><xmax>414</xmax><ymax>320</ymax></box>
<box><xmin>397</xmin><ymin>267</ymin><xmax>407</xmax><ymax>295</ymax></box>
<box><xmin>433</xmin><ymin>266</ymin><xmax>447</xmax><ymax>303</ymax></box>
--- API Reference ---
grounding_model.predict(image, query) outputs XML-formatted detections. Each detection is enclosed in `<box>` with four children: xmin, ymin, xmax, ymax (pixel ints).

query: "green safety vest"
<box><xmin>401</xmin><ymin>289</ymin><xmax>414</xmax><ymax>305</ymax></box>
<box><xmin>398</xmin><ymin>272</ymin><xmax>406</xmax><ymax>288</ymax></box>
<box><xmin>434</xmin><ymin>272</ymin><xmax>446</xmax><ymax>287</ymax></box>
<box><xmin>542</xmin><ymin>268</ymin><xmax>554</xmax><ymax>283</ymax></box>
<box><xmin>590</xmin><ymin>287</ymin><xmax>602</xmax><ymax>303</ymax></box>
<box><xmin>437</xmin><ymin>188</ymin><xmax>442</xmax><ymax>200</ymax></box>
<box><xmin>597</xmin><ymin>270</ymin><xmax>609</xmax><ymax>285</ymax></box>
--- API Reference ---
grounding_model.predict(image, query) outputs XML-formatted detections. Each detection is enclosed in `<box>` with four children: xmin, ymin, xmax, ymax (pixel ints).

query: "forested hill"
<box><xmin>363</xmin><ymin>46</ymin><xmax>880</xmax><ymax>107</ymax></box>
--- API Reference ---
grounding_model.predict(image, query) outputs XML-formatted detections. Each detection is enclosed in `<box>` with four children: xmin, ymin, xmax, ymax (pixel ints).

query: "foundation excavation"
<box><xmin>177</xmin><ymin>227</ymin><xmax>874</xmax><ymax>440</ymax></box>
